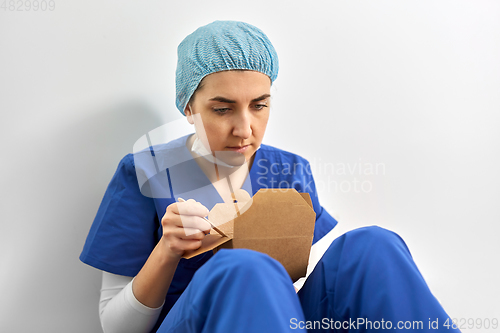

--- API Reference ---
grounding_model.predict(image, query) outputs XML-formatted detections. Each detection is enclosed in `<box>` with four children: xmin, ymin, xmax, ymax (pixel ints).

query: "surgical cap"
<box><xmin>175</xmin><ymin>20</ymin><xmax>279</xmax><ymax>115</ymax></box>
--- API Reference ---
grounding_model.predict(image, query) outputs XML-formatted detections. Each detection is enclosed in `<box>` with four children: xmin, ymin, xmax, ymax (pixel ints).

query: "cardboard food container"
<box><xmin>182</xmin><ymin>188</ymin><xmax>316</xmax><ymax>281</ymax></box>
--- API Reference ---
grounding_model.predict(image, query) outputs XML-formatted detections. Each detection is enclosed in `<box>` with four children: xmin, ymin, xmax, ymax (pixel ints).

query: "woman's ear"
<box><xmin>185</xmin><ymin>105</ymin><xmax>195</xmax><ymax>125</ymax></box>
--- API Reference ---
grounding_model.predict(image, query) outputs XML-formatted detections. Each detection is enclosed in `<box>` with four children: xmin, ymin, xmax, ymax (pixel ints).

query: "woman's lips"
<box><xmin>226</xmin><ymin>145</ymin><xmax>250</xmax><ymax>153</ymax></box>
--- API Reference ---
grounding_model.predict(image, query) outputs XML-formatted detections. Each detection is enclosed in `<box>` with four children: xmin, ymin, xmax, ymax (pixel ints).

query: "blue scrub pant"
<box><xmin>158</xmin><ymin>226</ymin><xmax>460</xmax><ymax>332</ymax></box>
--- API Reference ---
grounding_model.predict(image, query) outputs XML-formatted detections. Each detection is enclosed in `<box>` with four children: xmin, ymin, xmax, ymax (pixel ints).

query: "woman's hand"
<box><xmin>160</xmin><ymin>199</ymin><xmax>211</xmax><ymax>259</ymax></box>
<box><xmin>132</xmin><ymin>199</ymin><xmax>210</xmax><ymax>309</ymax></box>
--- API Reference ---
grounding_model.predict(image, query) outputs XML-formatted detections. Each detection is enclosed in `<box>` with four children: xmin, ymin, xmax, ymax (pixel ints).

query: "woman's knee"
<box><xmin>212</xmin><ymin>248</ymin><xmax>273</xmax><ymax>264</ymax></box>
<box><xmin>350</xmin><ymin>226</ymin><xmax>405</xmax><ymax>247</ymax></box>
<box><xmin>324</xmin><ymin>225</ymin><xmax>410</xmax><ymax>266</ymax></box>
<box><xmin>208</xmin><ymin>248</ymin><xmax>290</xmax><ymax>281</ymax></box>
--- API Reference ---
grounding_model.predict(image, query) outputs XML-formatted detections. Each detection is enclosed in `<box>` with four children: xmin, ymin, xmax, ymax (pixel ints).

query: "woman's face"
<box><xmin>185</xmin><ymin>70</ymin><xmax>271</xmax><ymax>164</ymax></box>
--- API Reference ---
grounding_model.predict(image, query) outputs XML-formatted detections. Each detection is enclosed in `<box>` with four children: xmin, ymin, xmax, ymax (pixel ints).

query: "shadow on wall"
<box><xmin>5</xmin><ymin>100</ymin><xmax>168</xmax><ymax>332</ymax></box>
<box><xmin>66</xmin><ymin>100</ymin><xmax>167</xmax><ymax>332</ymax></box>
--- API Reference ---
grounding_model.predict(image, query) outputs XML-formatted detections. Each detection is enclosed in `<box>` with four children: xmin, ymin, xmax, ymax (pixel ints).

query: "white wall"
<box><xmin>1</xmin><ymin>0</ymin><xmax>499</xmax><ymax>331</ymax></box>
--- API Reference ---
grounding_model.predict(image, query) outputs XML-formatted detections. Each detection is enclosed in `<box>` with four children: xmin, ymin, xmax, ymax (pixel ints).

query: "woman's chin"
<box><xmin>214</xmin><ymin>151</ymin><xmax>248</xmax><ymax>167</ymax></box>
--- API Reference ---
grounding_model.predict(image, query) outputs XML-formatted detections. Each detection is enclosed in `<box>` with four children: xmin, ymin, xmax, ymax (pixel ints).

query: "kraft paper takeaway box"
<box><xmin>182</xmin><ymin>188</ymin><xmax>316</xmax><ymax>281</ymax></box>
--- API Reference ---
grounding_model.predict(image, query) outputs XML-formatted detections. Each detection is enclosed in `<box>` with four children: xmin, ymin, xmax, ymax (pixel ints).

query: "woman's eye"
<box><xmin>254</xmin><ymin>104</ymin><xmax>268</xmax><ymax>110</ymax></box>
<box><xmin>213</xmin><ymin>108</ymin><xmax>230</xmax><ymax>114</ymax></box>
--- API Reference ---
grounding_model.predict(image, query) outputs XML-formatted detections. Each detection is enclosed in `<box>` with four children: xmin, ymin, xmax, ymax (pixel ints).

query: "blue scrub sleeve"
<box><xmin>312</xmin><ymin>206</ymin><xmax>336</xmax><ymax>244</ymax></box>
<box><xmin>293</xmin><ymin>160</ymin><xmax>337</xmax><ymax>243</ymax></box>
<box><xmin>79</xmin><ymin>154</ymin><xmax>159</xmax><ymax>276</ymax></box>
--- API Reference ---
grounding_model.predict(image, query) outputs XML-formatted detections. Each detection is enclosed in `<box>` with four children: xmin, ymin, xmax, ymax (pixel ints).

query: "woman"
<box><xmin>80</xmin><ymin>21</ymin><xmax>459</xmax><ymax>332</ymax></box>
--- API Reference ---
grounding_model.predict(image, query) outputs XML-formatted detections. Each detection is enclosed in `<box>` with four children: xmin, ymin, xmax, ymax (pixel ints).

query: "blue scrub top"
<box><xmin>80</xmin><ymin>134</ymin><xmax>337</xmax><ymax>318</ymax></box>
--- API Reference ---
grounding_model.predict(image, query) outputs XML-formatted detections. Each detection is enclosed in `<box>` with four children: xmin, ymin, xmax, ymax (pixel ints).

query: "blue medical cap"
<box><xmin>175</xmin><ymin>20</ymin><xmax>279</xmax><ymax>115</ymax></box>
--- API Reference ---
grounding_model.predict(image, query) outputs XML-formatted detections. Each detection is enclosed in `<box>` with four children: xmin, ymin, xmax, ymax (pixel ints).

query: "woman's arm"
<box><xmin>100</xmin><ymin>272</ymin><xmax>163</xmax><ymax>333</ymax></box>
<box><xmin>131</xmin><ymin>237</ymin><xmax>182</xmax><ymax>308</ymax></box>
<box><xmin>99</xmin><ymin>199</ymin><xmax>211</xmax><ymax>332</ymax></box>
<box><xmin>132</xmin><ymin>199</ymin><xmax>211</xmax><ymax>308</ymax></box>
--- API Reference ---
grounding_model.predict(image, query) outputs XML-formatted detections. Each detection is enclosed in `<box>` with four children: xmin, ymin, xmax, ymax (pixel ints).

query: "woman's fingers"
<box><xmin>161</xmin><ymin>200</ymin><xmax>212</xmax><ymax>255</ymax></box>
<box><xmin>170</xmin><ymin>200</ymin><xmax>209</xmax><ymax>217</ymax></box>
<box><xmin>163</xmin><ymin>227</ymin><xmax>205</xmax><ymax>253</ymax></box>
<box><xmin>169</xmin><ymin>227</ymin><xmax>206</xmax><ymax>240</ymax></box>
<box><xmin>163</xmin><ymin>200</ymin><xmax>211</xmax><ymax>231</ymax></box>
<box><xmin>168</xmin><ymin>237</ymin><xmax>203</xmax><ymax>253</ymax></box>
<box><xmin>176</xmin><ymin>215</ymin><xmax>211</xmax><ymax>231</ymax></box>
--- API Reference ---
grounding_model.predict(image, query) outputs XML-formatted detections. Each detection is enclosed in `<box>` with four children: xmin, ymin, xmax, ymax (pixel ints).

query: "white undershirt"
<box><xmin>99</xmin><ymin>272</ymin><xmax>164</xmax><ymax>333</ymax></box>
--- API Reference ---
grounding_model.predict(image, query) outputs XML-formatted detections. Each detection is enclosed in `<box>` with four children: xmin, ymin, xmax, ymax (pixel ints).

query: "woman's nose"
<box><xmin>232</xmin><ymin>110</ymin><xmax>252</xmax><ymax>139</ymax></box>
